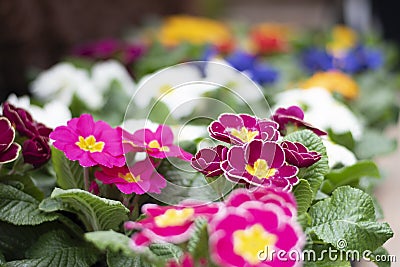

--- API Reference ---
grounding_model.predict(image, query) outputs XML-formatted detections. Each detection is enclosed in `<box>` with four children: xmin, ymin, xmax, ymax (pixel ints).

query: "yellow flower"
<box><xmin>157</xmin><ymin>15</ymin><xmax>232</xmax><ymax>47</ymax></box>
<box><xmin>327</xmin><ymin>25</ymin><xmax>357</xmax><ymax>55</ymax></box>
<box><xmin>301</xmin><ymin>71</ymin><xmax>359</xmax><ymax>99</ymax></box>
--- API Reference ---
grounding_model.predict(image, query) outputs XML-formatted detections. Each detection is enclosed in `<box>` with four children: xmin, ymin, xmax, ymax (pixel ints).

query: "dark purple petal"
<box><xmin>281</xmin><ymin>141</ymin><xmax>322</xmax><ymax>168</ymax></box>
<box><xmin>0</xmin><ymin>143</ymin><xmax>21</xmax><ymax>164</ymax></box>
<box><xmin>0</xmin><ymin>117</ymin><xmax>15</xmax><ymax>152</ymax></box>
<box><xmin>22</xmin><ymin>136</ymin><xmax>51</xmax><ymax>168</ymax></box>
<box><xmin>191</xmin><ymin>145</ymin><xmax>228</xmax><ymax>177</ymax></box>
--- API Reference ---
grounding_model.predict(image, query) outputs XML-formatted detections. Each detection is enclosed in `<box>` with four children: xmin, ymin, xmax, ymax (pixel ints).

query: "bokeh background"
<box><xmin>1</xmin><ymin>0</ymin><xmax>399</xmax><ymax>265</ymax></box>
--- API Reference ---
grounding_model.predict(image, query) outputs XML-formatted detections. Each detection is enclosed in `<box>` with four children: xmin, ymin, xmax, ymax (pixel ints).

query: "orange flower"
<box><xmin>249</xmin><ymin>23</ymin><xmax>291</xmax><ymax>54</ymax></box>
<box><xmin>301</xmin><ymin>71</ymin><xmax>359</xmax><ymax>99</ymax></box>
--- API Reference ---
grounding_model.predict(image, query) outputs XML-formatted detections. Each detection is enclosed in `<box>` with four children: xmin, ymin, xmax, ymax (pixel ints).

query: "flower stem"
<box><xmin>131</xmin><ymin>194</ymin><xmax>140</xmax><ymax>220</ymax></box>
<box><xmin>122</xmin><ymin>194</ymin><xmax>131</xmax><ymax>207</ymax></box>
<box><xmin>83</xmin><ymin>167</ymin><xmax>90</xmax><ymax>191</ymax></box>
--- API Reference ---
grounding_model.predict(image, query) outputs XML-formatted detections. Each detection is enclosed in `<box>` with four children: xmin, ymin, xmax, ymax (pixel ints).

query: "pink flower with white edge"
<box><xmin>209</xmin><ymin>201</ymin><xmax>305</xmax><ymax>267</ymax></box>
<box><xmin>225</xmin><ymin>187</ymin><xmax>297</xmax><ymax>218</ymax></box>
<box><xmin>122</xmin><ymin>124</ymin><xmax>192</xmax><ymax>161</ymax></box>
<box><xmin>125</xmin><ymin>201</ymin><xmax>221</xmax><ymax>250</ymax></box>
<box><xmin>208</xmin><ymin>113</ymin><xmax>279</xmax><ymax>145</ymax></box>
<box><xmin>95</xmin><ymin>157</ymin><xmax>166</xmax><ymax>194</ymax></box>
<box><xmin>50</xmin><ymin>114</ymin><xmax>125</xmax><ymax>167</ymax></box>
<box><xmin>221</xmin><ymin>140</ymin><xmax>299</xmax><ymax>190</ymax></box>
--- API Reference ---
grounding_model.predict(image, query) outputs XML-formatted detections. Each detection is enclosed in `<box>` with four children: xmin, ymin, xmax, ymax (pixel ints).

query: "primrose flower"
<box><xmin>281</xmin><ymin>141</ymin><xmax>321</xmax><ymax>168</ymax></box>
<box><xmin>191</xmin><ymin>145</ymin><xmax>228</xmax><ymax>177</ymax></box>
<box><xmin>301</xmin><ymin>71</ymin><xmax>359</xmax><ymax>99</ymax></box>
<box><xmin>250</xmin><ymin>23</ymin><xmax>290</xmax><ymax>54</ymax></box>
<box><xmin>271</xmin><ymin>105</ymin><xmax>327</xmax><ymax>136</ymax></box>
<box><xmin>50</xmin><ymin>114</ymin><xmax>125</xmax><ymax>168</ymax></box>
<box><xmin>22</xmin><ymin>136</ymin><xmax>51</xmax><ymax>168</ymax></box>
<box><xmin>273</xmin><ymin>88</ymin><xmax>363</xmax><ymax>139</ymax></box>
<box><xmin>2</xmin><ymin>102</ymin><xmax>52</xmax><ymax>138</ymax></box>
<box><xmin>209</xmin><ymin>113</ymin><xmax>279</xmax><ymax>145</ymax></box>
<box><xmin>167</xmin><ymin>253</ymin><xmax>196</xmax><ymax>267</ymax></box>
<box><xmin>0</xmin><ymin>117</ymin><xmax>21</xmax><ymax>164</ymax></box>
<box><xmin>122</xmin><ymin>124</ymin><xmax>192</xmax><ymax>161</ymax></box>
<box><xmin>125</xmin><ymin>201</ymin><xmax>221</xmax><ymax>248</ymax></box>
<box><xmin>221</xmin><ymin>140</ymin><xmax>299</xmax><ymax>190</ymax></box>
<box><xmin>95</xmin><ymin>158</ymin><xmax>166</xmax><ymax>194</ymax></box>
<box><xmin>323</xmin><ymin>139</ymin><xmax>356</xmax><ymax>168</ymax></box>
<box><xmin>209</xmin><ymin>201</ymin><xmax>304</xmax><ymax>267</ymax></box>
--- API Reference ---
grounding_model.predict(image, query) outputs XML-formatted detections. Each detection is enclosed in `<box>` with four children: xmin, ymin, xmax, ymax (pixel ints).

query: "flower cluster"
<box><xmin>50</xmin><ymin>114</ymin><xmax>192</xmax><ymax>195</ymax></box>
<box><xmin>126</xmin><ymin>187</ymin><xmax>304</xmax><ymax>267</ymax></box>
<box><xmin>192</xmin><ymin>110</ymin><xmax>323</xmax><ymax>191</ymax></box>
<box><xmin>2</xmin><ymin>103</ymin><xmax>52</xmax><ymax>167</ymax></box>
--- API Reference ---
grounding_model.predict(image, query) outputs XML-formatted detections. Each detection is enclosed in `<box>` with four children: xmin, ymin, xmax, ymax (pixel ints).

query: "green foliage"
<box><xmin>51</xmin><ymin>147</ymin><xmax>84</xmax><ymax>190</ymax></box>
<box><xmin>0</xmin><ymin>174</ymin><xmax>44</xmax><ymax>200</ymax></box>
<box><xmin>107</xmin><ymin>252</ymin><xmax>154</xmax><ymax>267</ymax></box>
<box><xmin>309</xmin><ymin>186</ymin><xmax>393</xmax><ymax>253</ymax></box>
<box><xmin>39</xmin><ymin>188</ymin><xmax>129</xmax><ymax>231</ymax></box>
<box><xmin>284</xmin><ymin>130</ymin><xmax>329</xmax><ymax>196</ymax></box>
<box><xmin>84</xmin><ymin>230</ymin><xmax>132</xmax><ymax>255</ymax></box>
<box><xmin>149</xmin><ymin>243</ymin><xmax>183</xmax><ymax>262</ymax></box>
<box><xmin>355</xmin><ymin>129</ymin><xmax>397</xmax><ymax>159</ymax></box>
<box><xmin>0</xmin><ymin>183</ymin><xmax>58</xmax><ymax>226</ymax></box>
<box><xmin>293</xmin><ymin>179</ymin><xmax>313</xmax><ymax>214</ymax></box>
<box><xmin>187</xmin><ymin>218</ymin><xmax>209</xmax><ymax>260</ymax></box>
<box><xmin>3</xmin><ymin>230</ymin><xmax>100</xmax><ymax>267</ymax></box>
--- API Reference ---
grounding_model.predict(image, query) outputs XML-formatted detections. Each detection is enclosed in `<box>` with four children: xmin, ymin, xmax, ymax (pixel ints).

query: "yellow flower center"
<box><xmin>154</xmin><ymin>208</ymin><xmax>194</xmax><ymax>227</ymax></box>
<box><xmin>159</xmin><ymin>84</ymin><xmax>173</xmax><ymax>95</ymax></box>
<box><xmin>76</xmin><ymin>135</ymin><xmax>105</xmax><ymax>153</ymax></box>
<box><xmin>245</xmin><ymin>159</ymin><xmax>277</xmax><ymax>180</ymax></box>
<box><xmin>233</xmin><ymin>224</ymin><xmax>277</xmax><ymax>264</ymax></box>
<box><xmin>231</xmin><ymin>127</ymin><xmax>259</xmax><ymax>143</ymax></box>
<box><xmin>118</xmin><ymin>172</ymin><xmax>140</xmax><ymax>183</ymax></box>
<box><xmin>148</xmin><ymin>140</ymin><xmax>170</xmax><ymax>152</ymax></box>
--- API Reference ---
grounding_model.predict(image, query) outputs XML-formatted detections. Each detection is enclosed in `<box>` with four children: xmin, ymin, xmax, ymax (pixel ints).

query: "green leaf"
<box><xmin>327</xmin><ymin>130</ymin><xmax>355</xmax><ymax>151</ymax></box>
<box><xmin>366</xmin><ymin>247</ymin><xmax>394</xmax><ymax>267</ymax></box>
<box><xmin>149</xmin><ymin>243</ymin><xmax>183</xmax><ymax>261</ymax></box>
<box><xmin>355</xmin><ymin>130</ymin><xmax>397</xmax><ymax>159</ymax></box>
<box><xmin>84</xmin><ymin>230</ymin><xmax>132</xmax><ymax>255</ymax></box>
<box><xmin>309</xmin><ymin>186</ymin><xmax>393</xmax><ymax>253</ymax></box>
<box><xmin>187</xmin><ymin>218</ymin><xmax>209</xmax><ymax>260</ymax></box>
<box><xmin>39</xmin><ymin>188</ymin><xmax>129</xmax><ymax>231</ymax></box>
<box><xmin>302</xmin><ymin>244</ymin><xmax>352</xmax><ymax>267</ymax></box>
<box><xmin>51</xmin><ymin>147</ymin><xmax>84</xmax><ymax>190</ymax></box>
<box><xmin>0</xmin><ymin>183</ymin><xmax>58</xmax><ymax>226</ymax></box>
<box><xmin>284</xmin><ymin>130</ymin><xmax>329</xmax><ymax>196</ymax></box>
<box><xmin>107</xmin><ymin>252</ymin><xmax>154</xmax><ymax>267</ymax></box>
<box><xmin>0</xmin><ymin>174</ymin><xmax>44</xmax><ymax>200</ymax></box>
<box><xmin>3</xmin><ymin>230</ymin><xmax>100</xmax><ymax>267</ymax></box>
<box><xmin>293</xmin><ymin>179</ymin><xmax>313</xmax><ymax>214</ymax></box>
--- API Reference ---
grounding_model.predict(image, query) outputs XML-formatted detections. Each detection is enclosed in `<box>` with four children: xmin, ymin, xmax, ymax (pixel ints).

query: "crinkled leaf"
<box><xmin>84</xmin><ymin>230</ymin><xmax>132</xmax><ymax>255</ymax></box>
<box><xmin>309</xmin><ymin>186</ymin><xmax>393</xmax><ymax>252</ymax></box>
<box><xmin>187</xmin><ymin>218</ymin><xmax>209</xmax><ymax>260</ymax></box>
<box><xmin>302</xmin><ymin>244</ymin><xmax>351</xmax><ymax>267</ymax></box>
<box><xmin>3</xmin><ymin>230</ymin><xmax>99</xmax><ymax>267</ymax></box>
<box><xmin>0</xmin><ymin>183</ymin><xmax>58</xmax><ymax>226</ymax></box>
<box><xmin>51</xmin><ymin>147</ymin><xmax>84</xmax><ymax>190</ymax></box>
<box><xmin>0</xmin><ymin>174</ymin><xmax>44</xmax><ymax>200</ymax></box>
<box><xmin>107</xmin><ymin>252</ymin><xmax>157</xmax><ymax>267</ymax></box>
<box><xmin>293</xmin><ymin>179</ymin><xmax>313</xmax><ymax>214</ymax></box>
<box><xmin>149</xmin><ymin>243</ymin><xmax>183</xmax><ymax>261</ymax></box>
<box><xmin>39</xmin><ymin>188</ymin><xmax>129</xmax><ymax>231</ymax></box>
<box><xmin>366</xmin><ymin>247</ymin><xmax>393</xmax><ymax>267</ymax></box>
<box><xmin>284</xmin><ymin>130</ymin><xmax>329</xmax><ymax>196</ymax></box>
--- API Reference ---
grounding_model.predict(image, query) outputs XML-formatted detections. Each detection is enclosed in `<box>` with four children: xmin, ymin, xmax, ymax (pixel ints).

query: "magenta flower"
<box><xmin>271</xmin><ymin>106</ymin><xmax>326</xmax><ymax>136</ymax></box>
<box><xmin>0</xmin><ymin>117</ymin><xmax>21</xmax><ymax>164</ymax></box>
<box><xmin>281</xmin><ymin>141</ymin><xmax>321</xmax><ymax>168</ymax></box>
<box><xmin>208</xmin><ymin>113</ymin><xmax>279</xmax><ymax>145</ymax></box>
<box><xmin>2</xmin><ymin>102</ymin><xmax>52</xmax><ymax>138</ymax></box>
<box><xmin>22</xmin><ymin>136</ymin><xmax>51</xmax><ymax>168</ymax></box>
<box><xmin>225</xmin><ymin>187</ymin><xmax>297</xmax><ymax>218</ymax></box>
<box><xmin>50</xmin><ymin>114</ymin><xmax>125</xmax><ymax>168</ymax></box>
<box><xmin>122</xmin><ymin>125</ymin><xmax>192</xmax><ymax>161</ymax></box>
<box><xmin>125</xmin><ymin>202</ymin><xmax>221</xmax><ymax>249</ymax></box>
<box><xmin>191</xmin><ymin>145</ymin><xmax>228</xmax><ymax>177</ymax></box>
<box><xmin>221</xmin><ymin>140</ymin><xmax>299</xmax><ymax>190</ymax></box>
<box><xmin>209</xmin><ymin>202</ymin><xmax>304</xmax><ymax>267</ymax></box>
<box><xmin>95</xmin><ymin>158</ymin><xmax>166</xmax><ymax>194</ymax></box>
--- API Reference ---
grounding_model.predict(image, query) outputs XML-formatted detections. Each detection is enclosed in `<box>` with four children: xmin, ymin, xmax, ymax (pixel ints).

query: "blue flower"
<box><xmin>301</xmin><ymin>48</ymin><xmax>334</xmax><ymax>73</ymax></box>
<box><xmin>340</xmin><ymin>46</ymin><xmax>384</xmax><ymax>73</ymax></box>
<box><xmin>226</xmin><ymin>50</ymin><xmax>256</xmax><ymax>72</ymax></box>
<box><xmin>248</xmin><ymin>63</ymin><xmax>279</xmax><ymax>85</ymax></box>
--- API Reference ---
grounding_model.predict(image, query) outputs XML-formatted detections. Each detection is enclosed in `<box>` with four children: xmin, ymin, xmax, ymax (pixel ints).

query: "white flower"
<box><xmin>6</xmin><ymin>94</ymin><xmax>71</xmax><ymax>128</ymax></box>
<box><xmin>30</xmin><ymin>63</ymin><xmax>103</xmax><ymax>110</ymax></box>
<box><xmin>171</xmin><ymin>124</ymin><xmax>208</xmax><ymax>142</ymax></box>
<box><xmin>323</xmin><ymin>139</ymin><xmax>357</xmax><ymax>168</ymax></box>
<box><xmin>121</xmin><ymin>118</ymin><xmax>159</xmax><ymax>133</ymax></box>
<box><xmin>273</xmin><ymin>87</ymin><xmax>364</xmax><ymax>139</ymax></box>
<box><xmin>91</xmin><ymin>60</ymin><xmax>135</xmax><ymax>96</ymax></box>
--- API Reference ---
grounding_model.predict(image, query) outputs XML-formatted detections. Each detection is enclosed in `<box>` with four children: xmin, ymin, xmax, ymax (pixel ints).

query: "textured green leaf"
<box><xmin>327</xmin><ymin>130</ymin><xmax>355</xmax><ymax>151</ymax></box>
<box><xmin>107</xmin><ymin>252</ymin><xmax>155</xmax><ymax>267</ymax></box>
<box><xmin>3</xmin><ymin>230</ymin><xmax>99</xmax><ymax>267</ymax></box>
<box><xmin>187</xmin><ymin>218</ymin><xmax>209</xmax><ymax>260</ymax></box>
<box><xmin>39</xmin><ymin>188</ymin><xmax>129</xmax><ymax>231</ymax></box>
<box><xmin>293</xmin><ymin>179</ymin><xmax>313</xmax><ymax>214</ymax></box>
<box><xmin>284</xmin><ymin>130</ymin><xmax>329</xmax><ymax>196</ymax></box>
<box><xmin>302</xmin><ymin>244</ymin><xmax>352</xmax><ymax>267</ymax></box>
<box><xmin>51</xmin><ymin>147</ymin><xmax>84</xmax><ymax>190</ymax></box>
<box><xmin>309</xmin><ymin>186</ymin><xmax>393</xmax><ymax>252</ymax></box>
<box><xmin>149</xmin><ymin>243</ymin><xmax>183</xmax><ymax>261</ymax></box>
<box><xmin>0</xmin><ymin>174</ymin><xmax>44</xmax><ymax>200</ymax></box>
<box><xmin>325</xmin><ymin>160</ymin><xmax>380</xmax><ymax>186</ymax></box>
<box><xmin>366</xmin><ymin>247</ymin><xmax>393</xmax><ymax>267</ymax></box>
<box><xmin>0</xmin><ymin>183</ymin><xmax>58</xmax><ymax>226</ymax></box>
<box><xmin>84</xmin><ymin>230</ymin><xmax>132</xmax><ymax>255</ymax></box>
